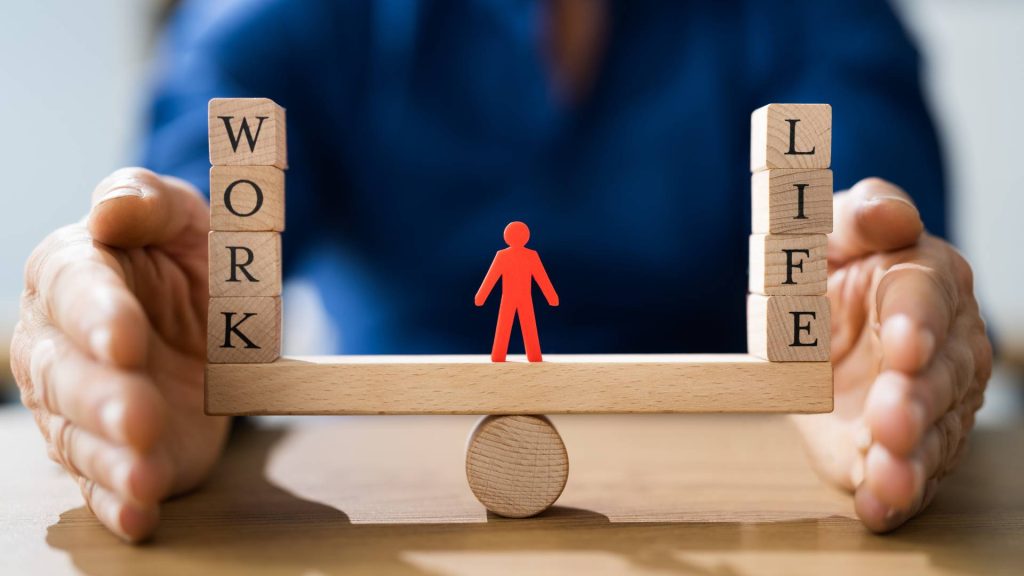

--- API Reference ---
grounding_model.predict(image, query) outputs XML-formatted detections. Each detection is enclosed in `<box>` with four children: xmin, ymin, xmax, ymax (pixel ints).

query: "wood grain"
<box><xmin>749</xmin><ymin>234</ymin><xmax>828</xmax><ymax>296</ymax></box>
<box><xmin>6</xmin><ymin>407</ymin><xmax>1021</xmax><ymax>575</ymax></box>
<box><xmin>465</xmin><ymin>415</ymin><xmax>569</xmax><ymax>518</ymax></box>
<box><xmin>751</xmin><ymin>168</ymin><xmax>833</xmax><ymax>234</ymax></box>
<box><xmin>204</xmin><ymin>354</ymin><xmax>832</xmax><ymax>415</ymax></box>
<box><xmin>747</xmin><ymin>294</ymin><xmax>830</xmax><ymax>361</ymax></box>
<box><xmin>750</xmin><ymin>104</ymin><xmax>831</xmax><ymax>172</ymax></box>
<box><xmin>208</xmin><ymin>231</ymin><xmax>282</xmax><ymax>297</ymax></box>
<box><xmin>207</xmin><ymin>296</ymin><xmax>282</xmax><ymax>363</ymax></box>
<box><xmin>208</xmin><ymin>98</ymin><xmax>287</xmax><ymax>168</ymax></box>
<box><xmin>210</xmin><ymin>166</ymin><xmax>285</xmax><ymax>232</ymax></box>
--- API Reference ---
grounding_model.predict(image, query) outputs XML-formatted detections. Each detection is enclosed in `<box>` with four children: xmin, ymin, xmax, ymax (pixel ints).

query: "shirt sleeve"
<box><xmin>742</xmin><ymin>0</ymin><xmax>948</xmax><ymax>239</ymax></box>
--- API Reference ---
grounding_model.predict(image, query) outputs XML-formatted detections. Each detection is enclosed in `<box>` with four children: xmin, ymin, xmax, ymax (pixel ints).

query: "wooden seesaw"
<box><xmin>205</xmin><ymin>99</ymin><xmax>835</xmax><ymax>518</ymax></box>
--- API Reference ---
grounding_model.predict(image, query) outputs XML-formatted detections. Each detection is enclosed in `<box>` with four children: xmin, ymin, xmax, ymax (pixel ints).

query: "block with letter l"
<box><xmin>207</xmin><ymin>297</ymin><xmax>281</xmax><ymax>363</ymax></box>
<box><xmin>750</xmin><ymin>103</ymin><xmax>831</xmax><ymax>172</ymax></box>
<box><xmin>747</xmin><ymin>294</ymin><xmax>830</xmax><ymax>362</ymax></box>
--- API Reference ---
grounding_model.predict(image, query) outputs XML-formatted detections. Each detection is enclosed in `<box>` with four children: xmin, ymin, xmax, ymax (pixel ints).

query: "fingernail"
<box><xmin>102</xmin><ymin>399</ymin><xmax>126</xmax><ymax>442</ymax></box>
<box><xmin>97</xmin><ymin>186</ymin><xmax>144</xmax><ymax>205</ymax></box>
<box><xmin>90</xmin><ymin>328</ymin><xmax>112</xmax><ymax>363</ymax></box>
<box><xmin>855</xmin><ymin>424</ymin><xmax>873</xmax><ymax>453</ymax></box>
<box><xmin>868</xmin><ymin>195</ymin><xmax>918</xmax><ymax>211</ymax></box>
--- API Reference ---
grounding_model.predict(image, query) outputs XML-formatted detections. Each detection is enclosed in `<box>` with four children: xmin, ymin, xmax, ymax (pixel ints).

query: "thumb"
<box><xmin>829</xmin><ymin>178</ymin><xmax>924</xmax><ymax>265</ymax></box>
<box><xmin>88</xmin><ymin>168</ymin><xmax>209</xmax><ymax>250</ymax></box>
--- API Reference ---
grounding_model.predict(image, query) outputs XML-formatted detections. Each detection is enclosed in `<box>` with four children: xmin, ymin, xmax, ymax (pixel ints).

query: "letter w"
<box><xmin>218</xmin><ymin>116</ymin><xmax>268</xmax><ymax>153</ymax></box>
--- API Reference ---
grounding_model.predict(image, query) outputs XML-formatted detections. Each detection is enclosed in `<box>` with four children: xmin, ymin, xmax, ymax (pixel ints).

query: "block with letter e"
<box><xmin>207</xmin><ymin>297</ymin><xmax>281</xmax><ymax>363</ymax></box>
<box><xmin>747</xmin><ymin>294</ymin><xmax>830</xmax><ymax>362</ymax></box>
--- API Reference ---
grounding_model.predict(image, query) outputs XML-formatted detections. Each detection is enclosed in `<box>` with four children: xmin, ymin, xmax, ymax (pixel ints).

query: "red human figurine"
<box><xmin>475</xmin><ymin>221</ymin><xmax>559</xmax><ymax>362</ymax></box>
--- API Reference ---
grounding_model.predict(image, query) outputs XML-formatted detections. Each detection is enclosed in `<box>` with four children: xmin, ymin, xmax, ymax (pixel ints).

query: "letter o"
<box><xmin>224</xmin><ymin>179</ymin><xmax>264</xmax><ymax>217</ymax></box>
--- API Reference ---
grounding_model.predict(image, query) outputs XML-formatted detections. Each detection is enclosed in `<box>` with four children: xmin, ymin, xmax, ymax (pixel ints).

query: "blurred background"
<box><xmin>1</xmin><ymin>1</ymin><xmax>1021</xmax><ymax>419</ymax></box>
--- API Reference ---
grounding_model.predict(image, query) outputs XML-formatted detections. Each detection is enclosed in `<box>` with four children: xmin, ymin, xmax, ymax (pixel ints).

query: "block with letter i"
<box><xmin>207</xmin><ymin>98</ymin><xmax>287</xmax><ymax>364</ymax></box>
<box><xmin>748</xmin><ymin>104</ymin><xmax>832</xmax><ymax>362</ymax></box>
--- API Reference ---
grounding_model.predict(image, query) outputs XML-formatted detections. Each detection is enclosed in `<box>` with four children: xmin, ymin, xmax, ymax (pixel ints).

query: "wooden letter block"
<box><xmin>749</xmin><ymin>234</ymin><xmax>827</xmax><ymax>296</ymax></box>
<box><xmin>747</xmin><ymin>294</ymin><xmax>830</xmax><ymax>362</ymax></box>
<box><xmin>210</xmin><ymin>166</ymin><xmax>285</xmax><ymax>232</ymax></box>
<box><xmin>208</xmin><ymin>232</ymin><xmax>282</xmax><ymax>297</ymax></box>
<box><xmin>208</xmin><ymin>98</ymin><xmax>287</xmax><ymax>168</ymax></box>
<box><xmin>751</xmin><ymin>169</ymin><xmax>833</xmax><ymax>234</ymax></box>
<box><xmin>751</xmin><ymin>104</ymin><xmax>831</xmax><ymax>172</ymax></box>
<box><xmin>207</xmin><ymin>297</ymin><xmax>281</xmax><ymax>363</ymax></box>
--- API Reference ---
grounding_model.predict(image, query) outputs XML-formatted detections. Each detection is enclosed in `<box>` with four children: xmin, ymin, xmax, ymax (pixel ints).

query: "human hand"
<box><xmin>793</xmin><ymin>178</ymin><xmax>991</xmax><ymax>532</ymax></box>
<box><xmin>10</xmin><ymin>168</ymin><xmax>230</xmax><ymax>542</ymax></box>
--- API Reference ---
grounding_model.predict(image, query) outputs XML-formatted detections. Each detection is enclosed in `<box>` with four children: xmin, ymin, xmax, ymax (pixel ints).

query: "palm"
<box><xmin>113</xmin><ymin>236</ymin><xmax>230</xmax><ymax>495</ymax></box>
<box><xmin>793</xmin><ymin>181</ymin><xmax>991</xmax><ymax>532</ymax></box>
<box><xmin>796</xmin><ymin>243</ymin><xmax>914</xmax><ymax>490</ymax></box>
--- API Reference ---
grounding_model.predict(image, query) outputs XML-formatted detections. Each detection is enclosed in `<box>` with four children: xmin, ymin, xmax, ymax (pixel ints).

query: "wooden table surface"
<box><xmin>1</xmin><ymin>406</ymin><xmax>1021</xmax><ymax>575</ymax></box>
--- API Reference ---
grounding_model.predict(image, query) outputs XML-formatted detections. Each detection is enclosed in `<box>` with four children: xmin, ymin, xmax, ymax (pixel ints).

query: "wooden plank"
<box><xmin>205</xmin><ymin>354</ymin><xmax>832</xmax><ymax>415</ymax></box>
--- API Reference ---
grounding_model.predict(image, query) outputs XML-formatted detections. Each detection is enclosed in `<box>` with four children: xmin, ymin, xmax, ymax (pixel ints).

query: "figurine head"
<box><xmin>503</xmin><ymin>221</ymin><xmax>530</xmax><ymax>247</ymax></box>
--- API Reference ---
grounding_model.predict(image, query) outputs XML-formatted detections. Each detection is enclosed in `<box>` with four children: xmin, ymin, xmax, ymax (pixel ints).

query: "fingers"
<box><xmin>864</xmin><ymin>352</ymin><xmax>964</xmax><ymax>457</ymax></box>
<box><xmin>876</xmin><ymin>261</ymin><xmax>957</xmax><ymax>373</ymax></box>
<box><xmin>49</xmin><ymin>415</ymin><xmax>173</xmax><ymax>506</ymax></box>
<box><xmin>89</xmin><ymin>167</ymin><xmax>209</xmax><ymax>251</ymax></box>
<box><xmin>829</xmin><ymin>178</ymin><xmax>924</xmax><ymax>265</ymax></box>
<box><xmin>78</xmin><ymin>476</ymin><xmax>161</xmax><ymax>543</ymax></box>
<box><xmin>857</xmin><ymin>409</ymin><xmax>967</xmax><ymax>532</ymax></box>
<box><xmin>29</xmin><ymin>328</ymin><xmax>165</xmax><ymax>450</ymax></box>
<box><xmin>26</xmin><ymin>224</ymin><xmax>149</xmax><ymax>369</ymax></box>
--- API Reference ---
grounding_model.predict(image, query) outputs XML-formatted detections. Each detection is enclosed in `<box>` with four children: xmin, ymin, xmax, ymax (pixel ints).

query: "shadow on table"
<box><xmin>46</xmin><ymin>422</ymin><xmax>1024</xmax><ymax>576</ymax></box>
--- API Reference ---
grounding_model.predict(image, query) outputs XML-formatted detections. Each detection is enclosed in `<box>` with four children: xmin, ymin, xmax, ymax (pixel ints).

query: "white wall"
<box><xmin>0</xmin><ymin>1</ymin><xmax>158</xmax><ymax>335</ymax></box>
<box><xmin>893</xmin><ymin>0</ymin><xmax>1024</xmax><ymax>356</ymax></box>
<box><xmin>1</xmin><ymin>1</ymin><xmax>1022</xmax><ymax>357</ymax></box>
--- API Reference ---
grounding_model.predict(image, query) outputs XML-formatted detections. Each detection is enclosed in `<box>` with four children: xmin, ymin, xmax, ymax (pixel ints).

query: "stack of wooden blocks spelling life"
<box><xmin>748</xmin><ymin>104</ymin><xmax>832</xmax><ymax>363</ymax></box>
<box><xmin>206</xmin><ymin>98</ymin><xmax>287</xmax><ymax>364</ymax></box>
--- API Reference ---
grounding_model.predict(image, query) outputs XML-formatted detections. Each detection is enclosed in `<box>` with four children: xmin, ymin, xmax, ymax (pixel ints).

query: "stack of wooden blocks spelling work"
<box><xmin>748</xmin><ymin>104</ymin><xmax>832</xmax><ymax>363</ymax></box>
<box><xmin>206</xmin><ymin>98</ymin><xmax>287</xmax><ymax>364</ymax></box>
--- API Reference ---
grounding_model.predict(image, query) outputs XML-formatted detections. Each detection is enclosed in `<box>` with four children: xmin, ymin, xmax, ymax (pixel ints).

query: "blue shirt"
<box><xmin>143</xmin><ymin>0</ymin><xmax>946</xmax><ymax>355</ymax></box>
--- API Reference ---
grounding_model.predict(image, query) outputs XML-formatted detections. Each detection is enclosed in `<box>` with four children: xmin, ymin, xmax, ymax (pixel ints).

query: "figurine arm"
<box><xmin>531</xmin><ymin>253</ymin><xmax>559</xmax><ymax>306</ymax></box>
<box><xmin>475</xmin><ymin>252</ymin><xmax>502</xmax><ymax>306</ymax></box>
